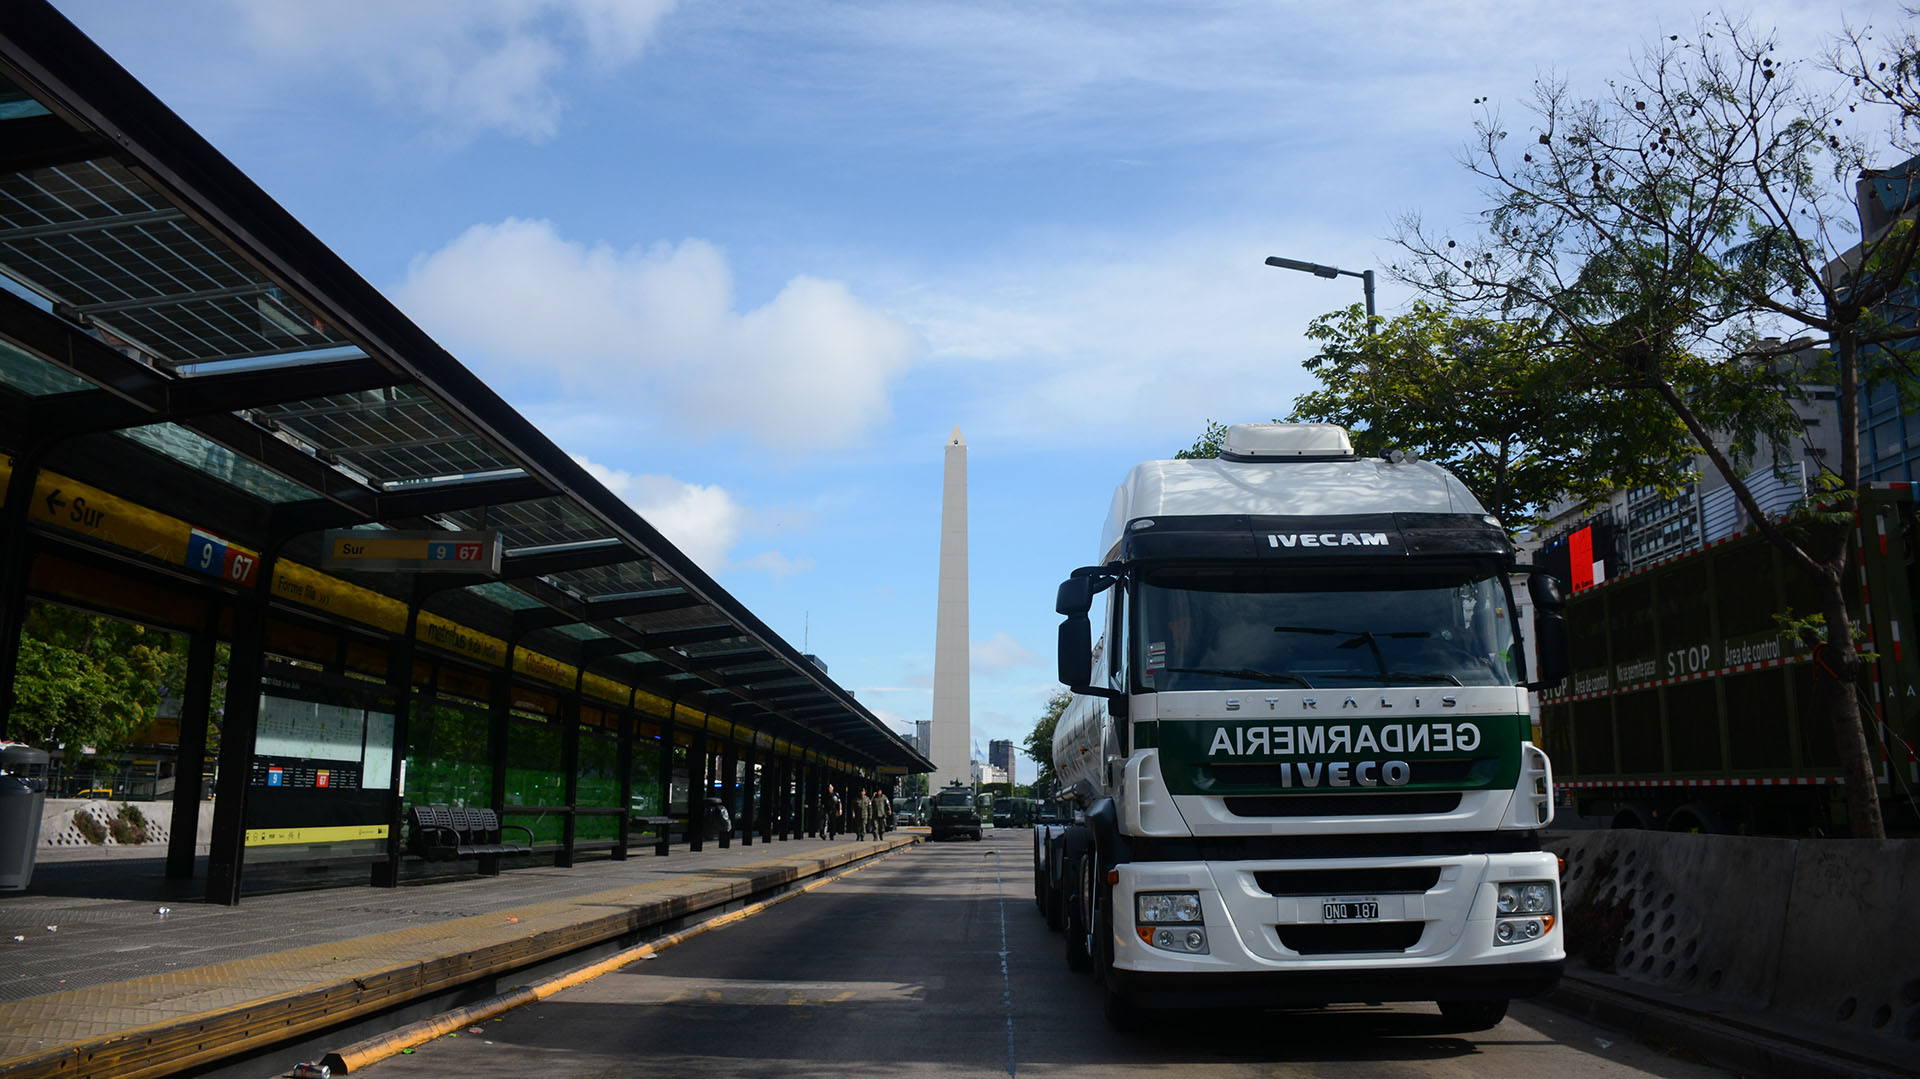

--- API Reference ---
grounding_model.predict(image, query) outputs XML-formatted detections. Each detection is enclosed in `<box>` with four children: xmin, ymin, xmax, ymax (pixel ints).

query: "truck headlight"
<box><xmin>1136</xmin><ymin>891</ymin><xmax>1208</xmax><ymax>953</ymax></box>
<box><xmin>1493</xmin><ymin>880</ymin><xmax>1556</xmax><ymax>946</ymax></box>
<box><xmin>1136</xmin><ymin>891</ymin><xmax>1203</xmax><ymax>924</ymax></box>
<box><xmin>1497</xmin><ymin>881</ymin><xmax>1555</xmax><ymax>915</ymax></box>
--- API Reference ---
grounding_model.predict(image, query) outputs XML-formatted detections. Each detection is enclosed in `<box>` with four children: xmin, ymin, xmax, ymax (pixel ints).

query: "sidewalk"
<box><xmin>0</xmin><ymin>831</ymin><xmax>920</xmax><ymax>1079</ymax></box>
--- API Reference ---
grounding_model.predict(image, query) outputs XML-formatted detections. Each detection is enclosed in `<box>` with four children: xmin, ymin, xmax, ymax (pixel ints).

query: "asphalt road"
<box><xmin>358</xmin><ymin>830</ymin><xmax>1736</xmax><ymax>1079</ymax></box>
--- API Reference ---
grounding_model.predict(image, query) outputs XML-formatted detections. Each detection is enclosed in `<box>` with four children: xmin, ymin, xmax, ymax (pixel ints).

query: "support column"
<box><xmin>0</xmin><ymin>448</ymin><xmax>47</xmax><ymax>740</ymax></box>
<box><xmin>655</xmin><ymin>722</ymin><xmax>673</xmax><ymax>857</ymax></box>
<box><xmin>557</xmin><ymin>694</ymin><xmax>579</xmax><ymax>868</ymax></box>
<box><xmin>741</xmin><ymin>743</ymin><xmax>756</xmax><ymax>847</ymax></box>
<box><xmin>774</xmin><ymin>760</ymin><xmax>788</xmax><ymax>841</ymax></box>
<box><xmin>165</xmin><ymin>603</ymin><xmax>219</xmax><ymax>879</ymax></box>
<box><xmin>686</xmin><ymin>734</ymin><xmax>706</xmax><ymax>853</ymax></box>
<box><xmin>613</xmin><ymin>710</ymin><xmax>632</xmax><ymax>861</ymax></box>
<box><xmin>205</xmin><ymin>551</ymin><xmax>279</xmax><ymax>906</ymax></box>
<box><xmin>718</xmin><ymin>740</ymin><xmax>737</xmax><ymax>850</ymax></box>
<box><xmin>373</xmin><ymin>592</ymin><xmax>424</xmax><ymax>887</ymax></box>
<box><xmin>484</xmin><ymin>648</ymin><xmax>515</xmax><ymax>879</ymax></box>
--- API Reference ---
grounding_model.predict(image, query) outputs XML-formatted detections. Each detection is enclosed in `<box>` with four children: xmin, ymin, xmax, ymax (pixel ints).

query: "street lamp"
<box><xmin>1264</xmin><ymin>255</ymin><xmax>1375</xmax><ymax>320</ymax></box>
<box><xmin>1265</xmin><ymin>254</ymin><xmax>1381</xmax><ymax>427</ymax></box>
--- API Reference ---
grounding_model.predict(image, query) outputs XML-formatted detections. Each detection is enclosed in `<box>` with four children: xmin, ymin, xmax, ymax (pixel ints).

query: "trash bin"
<box><xmin>0</xmin><ymin>742</ymin><xmax>50</xmax><ymax>891</ymax></box>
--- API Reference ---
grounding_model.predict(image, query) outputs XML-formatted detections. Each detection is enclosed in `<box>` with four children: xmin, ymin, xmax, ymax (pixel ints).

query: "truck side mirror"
<box><xmin>1528</xmin><ymin>571</ymin><xmax>1567</xmax><ymax>613</ymax></box>
<box><xmin>1056</xmin><ymin>576</ymin><xmax>1095</xmax><ymax>616</ymax></box>
<box><xmin>1058</xmin><ymin>614</ymin><xmax>1093</xmax><ymax>689</ymax></box>
<box><xmin>1530</xmin><ymin>609</ymin><xmax>1570</xmax><ymax>689</ymax></box>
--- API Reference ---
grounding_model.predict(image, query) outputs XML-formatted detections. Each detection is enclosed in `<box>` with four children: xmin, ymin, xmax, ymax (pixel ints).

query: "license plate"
<box><xmin>1321</xmin><ymin>897</ymin><xmax>1380</xmax><ymax>922</ymax></box>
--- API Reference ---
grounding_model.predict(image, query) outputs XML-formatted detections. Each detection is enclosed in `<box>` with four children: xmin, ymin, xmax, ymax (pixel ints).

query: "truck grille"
<box><xmin>1252</xmin><ymin>867</ymin><xmax>1442</xmax><ymax>896</ymax></box>
<box><xmin>1277</xmin><ymin>923</ymin><xmax>1425</xmax><ymax>955</ymax></box>
<box><xmin>1223</xmin><ymin>793</ymin><xmax>1462</xmax><ymax>817</ymax></box>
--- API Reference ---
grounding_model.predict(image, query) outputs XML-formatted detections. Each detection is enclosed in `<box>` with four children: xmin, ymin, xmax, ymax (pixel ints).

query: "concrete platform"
<box><xmin>0</xmin><ymin>831</ymin><xmax>920</xmax><ymax>1079</ymax></box>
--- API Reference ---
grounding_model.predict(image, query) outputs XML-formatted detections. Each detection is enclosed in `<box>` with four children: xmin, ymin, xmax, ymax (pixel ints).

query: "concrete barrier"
<box><xmin>1549</xmin><ymin>830</ymin><xmax>1920</xmax><ymax>1058</ymax></box>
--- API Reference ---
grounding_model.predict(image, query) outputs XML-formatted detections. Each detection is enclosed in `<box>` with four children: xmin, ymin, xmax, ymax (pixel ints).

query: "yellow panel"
<box><xmin>244</xmin><ymin>824</ymin><xmax>389</xmax><ymax>846</ymax></box>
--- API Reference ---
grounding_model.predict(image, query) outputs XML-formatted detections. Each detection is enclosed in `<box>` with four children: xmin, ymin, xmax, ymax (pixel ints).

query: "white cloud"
<box><xmin>570</xmin><ymin>454</ymin><xmax>816</xmax><ymax>580</ymax></box>
<box><xmin>572</xmin><ymin>455</ymin><xmax>742</xmax><ymax>575</ymax></box>
<box><xmin>398</xmin><ymin>219</ymin><xmax>919</xmax><ymax>449</ymax></box>
<box><xmin>226</xmin><ymin>0</ymin><xmax>676</xmax><ymax>139</ymax></box>
<box><xmin>738</xmin><ymin>551</ymin><xmax>815</xmax><ymax>578</ymax></box>
<box><xmin>971</xmin><ymin>631</ymin><xmax>1040</xmax><ymax>675</ymax></box>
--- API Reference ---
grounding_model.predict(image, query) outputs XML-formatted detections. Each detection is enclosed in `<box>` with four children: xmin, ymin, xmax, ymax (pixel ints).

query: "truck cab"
<box><xmin>1039</xmin><ymin>423</ymin><xmax>1570</xmax><ymax>1029</ymax></box>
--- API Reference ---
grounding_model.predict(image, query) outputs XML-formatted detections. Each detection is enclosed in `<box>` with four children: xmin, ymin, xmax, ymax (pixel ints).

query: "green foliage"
<box><xmin>1021</xmin><ymin>690</ymin><xmax>1071</xmax><ymax>793</ymax></box>
<box><xmin>1173</xmin><ymin>420</ymin><xmax>1235</xmax><ymax>460</ymax></box>
<box><xmin>1286</xmin><ymin>302</ymin><xmax>1698</xmax><ymax>529</ymax></box>
<box><xmin>108</xmin><ymin>803</ymin><xmax>149</xmax><ymax>845</ymax></box>
<box><xmin>9</xmin><ymin>605</ymin><xmax>184</xmax><ymax>751</ymax></box>
<box><xmin>71</xmin><ymin>810</ymin><xmax>105</xmax><ymax>845</ymax></box>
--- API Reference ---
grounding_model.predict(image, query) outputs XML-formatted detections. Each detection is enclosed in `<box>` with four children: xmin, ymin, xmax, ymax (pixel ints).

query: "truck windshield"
<box><xmin>1134</xmin><ymin>565</ymin><xmax>1520</xmax><ymax>691</ymax></box>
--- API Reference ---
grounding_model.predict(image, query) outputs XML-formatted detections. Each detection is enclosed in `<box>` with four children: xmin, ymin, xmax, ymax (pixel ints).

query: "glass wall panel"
<box><xmin>403</xmin><ymin>702</ymin><xmax>490</xmax><ymax>809</ymax></box>
<box><xmin>630</xmin><ymin>727</ymin><xmax>662</xmax><ymax>817</ymax></box>
<box><xmin>504</xmin><ymin>714</ymin><xmax>564</xmax><ymax>844</ymax></box>
<box><xmin>577</xmin><ymin>725</ymin><xmax>621</xmax><ymax>841</ymax></box>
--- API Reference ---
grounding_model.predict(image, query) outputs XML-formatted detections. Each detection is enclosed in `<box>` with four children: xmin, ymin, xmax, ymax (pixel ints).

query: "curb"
<box><xmin>1547</xmin><ymin>974</ymin><xmax>1915</xmax><ymax>1079</ymax></box>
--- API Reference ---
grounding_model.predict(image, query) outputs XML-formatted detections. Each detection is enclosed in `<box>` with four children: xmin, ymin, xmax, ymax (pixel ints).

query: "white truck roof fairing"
<box><xmin>1098</xmin><ymin>427</ymin><xmax>1494</xmax><ymax>564</ymax></box>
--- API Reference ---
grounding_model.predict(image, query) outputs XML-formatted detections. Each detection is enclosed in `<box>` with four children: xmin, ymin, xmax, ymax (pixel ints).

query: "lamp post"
<box><xmin>1265</xmin><ymin>254</ymin><xmax>1381</xmax><ymax>432</ymax></box>
<box><xmin>1263</xmin><ymin>255</ymin><xmax>1375</xmax><ymax>321</ymax></box>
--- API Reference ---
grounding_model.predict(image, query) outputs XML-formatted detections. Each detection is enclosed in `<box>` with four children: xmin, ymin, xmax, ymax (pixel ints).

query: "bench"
<box><xmin>407</xmin><ymin>805</ymin><xmax>534</xmax><ymax>861</ymax></box>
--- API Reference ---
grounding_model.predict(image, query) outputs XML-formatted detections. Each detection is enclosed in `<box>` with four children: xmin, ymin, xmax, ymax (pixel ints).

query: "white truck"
<box><xmin>1035</xmin><ymin>423</ymin><xmax>1569</xmax><ymax>1030</ymax></box>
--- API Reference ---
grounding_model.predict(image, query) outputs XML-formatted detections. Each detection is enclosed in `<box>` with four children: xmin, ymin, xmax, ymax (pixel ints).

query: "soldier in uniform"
<box><xmin>872</xmin><ymin>789</ymin><xmax>890</xmax><ymax>838</ymax></box>
<box><xmin>852</xmin><ymin>785</ymin><xmax>870</xmax><ymax>841</ymax></box>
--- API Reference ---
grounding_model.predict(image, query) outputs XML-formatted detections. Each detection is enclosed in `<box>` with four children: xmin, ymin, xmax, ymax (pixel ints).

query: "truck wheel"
<box><xmin>1064</xmin><ymin>851</ymin><xmax>1093</xmax><ymax>973</ymax></box>
<box><xmin>1436</xmin><ymin>999</ymin><xmax>1508</xmax><ymax>1032</ymax></box>
<box><xmin>1043</xmin><ymin>867</ymin><xmax>1065</xmax><ymax>931</ymax></box>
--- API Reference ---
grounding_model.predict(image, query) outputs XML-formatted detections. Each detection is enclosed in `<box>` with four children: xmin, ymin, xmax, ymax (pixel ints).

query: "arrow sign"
<box><xmin>44</xmin><ymin>489</ymin><xmax>64</xmax><ymax>515</ymax></box>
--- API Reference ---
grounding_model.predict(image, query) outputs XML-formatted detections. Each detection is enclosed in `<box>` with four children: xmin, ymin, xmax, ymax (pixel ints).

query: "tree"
<box><xmin>1287</xmin><ymin>301</ymin><xmax>1697</xmax><ymax>528</ymax></box>
<box><xmin>1022</xmin><ymin>690</ymin><xmax>1071</xmax><ymax>795</ymax></box>
<box><xmin>1174</xmin><ymin>420</ymin><xmax>1236</xmax><ymax>460</ymax></box>
<box><xmin>1391</xmin><ymin>16</ymin><xmax>1920</xmax><ymax>838</ymax></box>
<box><xmin>8</xmin><ymin>605</ymin><xmax>183</xmax><ymax>751</ymax></box>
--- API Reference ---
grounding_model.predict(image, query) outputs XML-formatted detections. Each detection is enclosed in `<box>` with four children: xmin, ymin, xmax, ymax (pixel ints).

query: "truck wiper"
<box><xmin>1342</xmin><ymin>671</ymin><xmax>1465</xmax><ymax>686</ymax></box>
<box><xmin>1162</xmin><ymin>666</ymin><xmax>1314</xmax><ymax>687</ymax></box>
<box><xmin>1271</xmin><ymin>625</ymin><xmax>1433</xmax><ymax>643</ymax></box>
<box><xmin>1272</xmin><ymin>625</ymin><xmax>1436</xmax><ymax>681</ymax></box>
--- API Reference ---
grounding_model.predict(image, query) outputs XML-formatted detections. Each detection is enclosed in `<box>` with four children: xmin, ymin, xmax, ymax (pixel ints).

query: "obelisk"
<box><xmin>930</xmin><ymin>427</ymin><xmax>970</xmax><ymax>792</ymax></box>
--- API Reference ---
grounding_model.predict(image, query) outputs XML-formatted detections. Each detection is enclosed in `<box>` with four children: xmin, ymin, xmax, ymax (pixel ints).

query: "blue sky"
<box><xmin>52</xmin><ymin>0</ymin><xmax>1901</xmax><ymax>780</ymax></box>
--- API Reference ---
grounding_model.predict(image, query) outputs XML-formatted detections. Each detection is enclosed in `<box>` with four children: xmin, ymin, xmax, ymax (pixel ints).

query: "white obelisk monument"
<box><xmin>930</xmin><ymin>427</ymin><xmax>970</xmax><ymax>792</ymax></box>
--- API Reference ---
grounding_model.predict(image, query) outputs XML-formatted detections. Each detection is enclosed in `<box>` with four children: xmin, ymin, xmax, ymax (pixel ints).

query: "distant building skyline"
<box><xmin>988</xmin><ymin>738</ymin><xmax>1015</xmax><ymax>785</ymax></box>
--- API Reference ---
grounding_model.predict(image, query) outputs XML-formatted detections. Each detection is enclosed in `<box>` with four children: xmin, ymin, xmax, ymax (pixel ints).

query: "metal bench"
<box><xmin>406</xmin><ymin>805</ymin><xmax>534</xmax><ymax>861</ymax></box>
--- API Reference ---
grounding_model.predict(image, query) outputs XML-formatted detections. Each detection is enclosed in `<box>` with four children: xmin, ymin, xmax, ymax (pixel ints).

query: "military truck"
<box><xmin>1037</xmin><ymin>423</ymin><xmax>1570</xmax><ymax>1029</ymax></box>
<box><xmin>929</xmin><ymin>782</ymin><xmax>983</xmax><ymax>840</ymax></box>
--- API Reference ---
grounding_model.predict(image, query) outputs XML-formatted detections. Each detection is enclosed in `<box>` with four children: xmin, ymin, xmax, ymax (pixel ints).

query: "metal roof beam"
<box><xmin>31</xmin><ymin>357</ymin><xmax>398</xmax><ymax>436</ymax></box>
<box><xmin>644</xmin><ymin>624</ymin><xmax>743</xmax><ymax>649</ymax></box>
<box><xmin>0</xmin><ymin>113</ymin><xmax>116</xmax><ymax>172</ymax></box>
<box><xmin>509</xmin><ymin>589</ymin><xmax>700</xmax><ymax>635</ymax></box>
<box><xmin>273</xmin><ymin>474</ymin><xmax>551</xmax><ymax>534</ymax></box>
<box><xmin>681</xmin><ymin>649</ymin><xmax>775</xmax><ymax>672</ymax></box>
